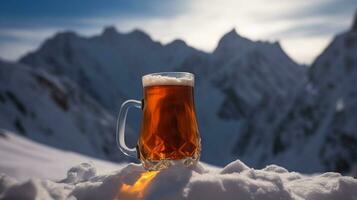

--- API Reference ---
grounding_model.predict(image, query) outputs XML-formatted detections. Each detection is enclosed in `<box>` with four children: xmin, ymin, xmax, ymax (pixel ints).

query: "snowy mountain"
<box><xmin>1</xmin><ymin>14</ymin><xmax>356</xmax><ymax>174</ymax></box>
<box><xmin>19</xmin><ymin>27</ymin><xmax>305</xmax><ymax>167</ymax></box>
<box><xmin>0</xmin><ymin>59</ymin><xmax>131</xmax><ymax>163</ymax></box>
<box><xmin>233</xmin><ymin>13</ymin><xmax>357</xmax><ymax>173</ymax></box>
<box><xmin>20</xmin><ymin>27</ymin><xmax>205</xmax><ymax>112</ymax></box>
<box><xmin>177</xmin><ymin>29</ymin><xmax>306</xmax><ymax>165</ymax></box>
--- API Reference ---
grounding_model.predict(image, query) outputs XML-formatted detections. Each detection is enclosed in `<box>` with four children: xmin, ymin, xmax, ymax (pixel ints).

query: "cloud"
<box><xmin>0</xmin><ymin>40</ymin><xmax>37</xmax><ymax>61</ymax></box>
<box><xmin>0</xmin><ymin>0</ymin><xmax>185</xmax><ymax>19</ymax></box>
<box><xmin>99</xmin><ymin>0</ymin><xmax>354</xmax><ymax>63</ymax></box>
<box><xmin>281</xmin><ymin>0</ymin><xmax>356</xmax><ymax>20</ymax></box>
<box><xmin>280</xmin><ymin>37</ymin><xmax>332</xmax><ymax>66</ymax></box>
<box><xmin>0</xmin><ymin>0</ymin><xmax>354</xmax><ymax>64</ymax></box>
<box><xmin>268</xmin><ymin>12</ymin><xmax>353</xmax><ymax>39</ymax></box>
<box><xmin>0</xmin><ymin>26</ymin><xmax>102</xmax><ymax>60</ymax></box>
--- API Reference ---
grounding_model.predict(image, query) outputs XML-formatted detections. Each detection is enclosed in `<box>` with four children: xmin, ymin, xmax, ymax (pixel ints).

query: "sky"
<box><xmin>0</xmin><ymin>0</ymin><xmax>356</xmax><ymax>64</ymax></box>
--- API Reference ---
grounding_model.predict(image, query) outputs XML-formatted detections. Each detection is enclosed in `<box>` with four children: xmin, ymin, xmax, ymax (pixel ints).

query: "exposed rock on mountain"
<box><xmin>0</xmin><ymin>60</ymin><xmax>130</xmax><ymax>162</ymax></box>
<box><xmin>233</xmin><ymin>15</ymin><xmax>357</xmax><ymax>173</ymax></box>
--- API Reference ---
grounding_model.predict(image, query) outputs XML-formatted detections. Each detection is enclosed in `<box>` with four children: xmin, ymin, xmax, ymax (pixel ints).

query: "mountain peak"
<box><xmin>214</xmin><ymin>28</ymin><xmax>252</xmax><ymax>54</ymax></box>
<box><xmin>226</xmin><ymin>28</ymin><xmax>239</xmax><ymax>37</ymax></box>
<box><xmin>54</xmin><ymin>31</ymin><xmax>78</xmax><ymax>39</ymax></box>
<box><xmin>102</xmin><ymin>26</ymin><xmax>119</xmax><ymax>37</ymax></box>
<box><xmin>221</xmin><ymin>28</ymin><xmax>245</xmax><ymax>41</ymax></box>
<box><xmin>128</xmin><ymin>29</ymin><xmax>150</xmax><ymax>38</ymax></box>
<box><xmin>166</xmin><ymin>39</ymin><xmax>187</xmax><ymax>48</ymax></box>
<box><xmin>352</xmin><ymin>11</ymin><xmax>357</xmax><ymax>32</ymax></box>
<box><xmin>219</xmin><ymin>28</ymin><xmax>251</xmax><ymax>44</ymax></box>
<box><xmin>43</xmin><ymin>31</ymin><xmax>78</xmax><ymax>47</ymax></box>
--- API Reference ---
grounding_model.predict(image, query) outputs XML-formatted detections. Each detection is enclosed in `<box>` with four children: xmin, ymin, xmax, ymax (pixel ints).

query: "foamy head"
<box><xmin>142</xmin><ymin>72</ymin><xmax>194</xmax><ymax>87</ymax></box>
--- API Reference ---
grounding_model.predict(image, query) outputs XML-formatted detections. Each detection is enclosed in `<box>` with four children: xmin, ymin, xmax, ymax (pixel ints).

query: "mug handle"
<box><xmin>116</xmin><ymin>99</ymin><xmax>142</xmax><ymax>158</ymax></box>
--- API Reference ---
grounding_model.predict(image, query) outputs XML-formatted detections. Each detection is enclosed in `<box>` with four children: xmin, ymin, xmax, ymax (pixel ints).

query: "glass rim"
<box><xmin>142</xmin><ymin>71</ymin><xmax>194</xmax><ymax>79</ymax></box>
<box><xmin>142</xmin><ymin>72</ymin><xmax>195</xmax><ymax>87</ymax></box>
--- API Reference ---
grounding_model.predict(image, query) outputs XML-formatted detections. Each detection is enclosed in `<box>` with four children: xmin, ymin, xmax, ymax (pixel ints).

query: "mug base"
<box><xmin>141</xmin><ymin>155</ymin><xmax>200</xmax><ymax>171</ymax></box>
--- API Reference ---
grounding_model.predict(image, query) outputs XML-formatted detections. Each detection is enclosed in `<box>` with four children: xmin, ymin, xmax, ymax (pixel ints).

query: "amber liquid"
<box><xmin>138</xmin><ymin>85</ymin><xmax>201</xmax><ymax>161</ymax></box>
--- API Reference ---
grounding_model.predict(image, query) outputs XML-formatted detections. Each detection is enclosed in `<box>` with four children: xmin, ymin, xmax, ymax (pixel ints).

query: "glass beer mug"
<box><xmin>116</xmin><ymin>72</ymin><xmax>201</xmax><ymax>170</ymax></box>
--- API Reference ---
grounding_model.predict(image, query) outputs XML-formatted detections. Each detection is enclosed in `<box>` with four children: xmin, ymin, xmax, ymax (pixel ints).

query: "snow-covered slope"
<box><xmin>233</xmin><ymin>13</ymin><xmax>357</xmax><ymax>173</ymax></box>
<box><xmin>0</xmin><ymin>130</ymin><xmax>123</xmax><ymax>181</ymax></box>
<box><xmin>0</xmin><ymin>59</ymin><xmax>130</xmax><ymax>163</ymax></box>
<box><xmin>19</xmin><ymin>27</ymin><xmax>305</xmax><ymax>167</ymax></box>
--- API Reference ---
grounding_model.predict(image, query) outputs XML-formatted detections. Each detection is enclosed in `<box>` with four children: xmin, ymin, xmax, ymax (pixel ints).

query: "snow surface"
<box><xmin>1</xmin><ymin>130</ymin><xmax>357</xmax><ymax>200</ymax></box>
<box><xmin>0</xmin><ymin>130</ymin><xmax>123</xmax><ymax>181</ymax></box>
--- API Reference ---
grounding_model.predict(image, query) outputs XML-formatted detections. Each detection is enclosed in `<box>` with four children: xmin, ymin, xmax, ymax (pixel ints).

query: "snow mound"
<box><xmin>1</xmin><ymin>160</ymin><xmax>356</xmax><ymax>200</ymax></box>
